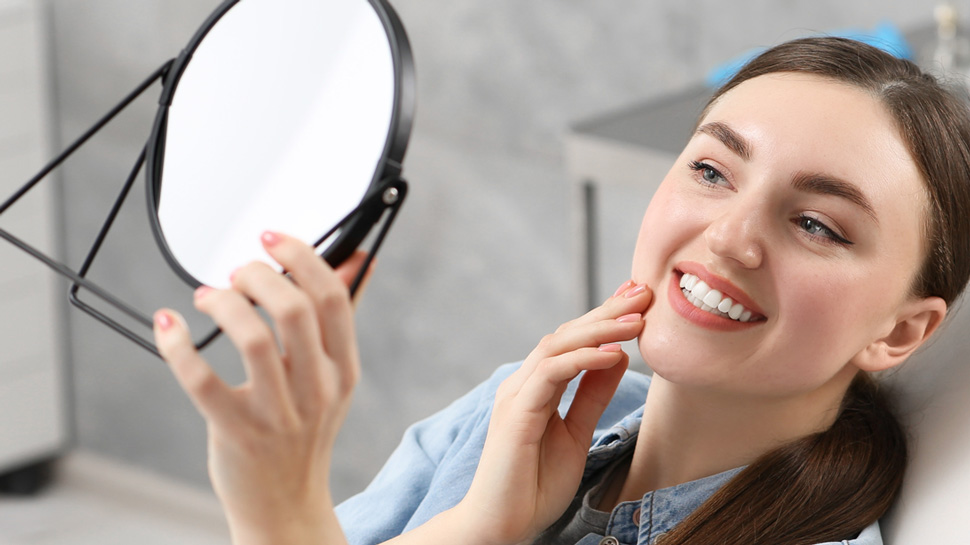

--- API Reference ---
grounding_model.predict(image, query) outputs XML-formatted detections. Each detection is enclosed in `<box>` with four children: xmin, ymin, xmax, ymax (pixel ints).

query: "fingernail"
<box><xmin>229</xmin><ymin>267</ymin><xmax>240</xmax><ymax>283</ymax></box>
<box><xmin>598</xmin><ymin>343</ymin><xmax>622</xmax><ymax>352</ymax></box>
<box><xmin>625</xmin><ymin>284</ymin><xmax>647</xmax><ymax>298</ymax></box>
<box><xmin>616</xmin><ymin>313</ymin><xmax>642</xmax><ymax>323</ymax></box>
<box><xmin>261</xmin><ymin>231</ymin><xmax>281</xmax><ymax>247</ymax></box>
<box><xmin>154</xmin><ymin>311</ymin><xmax>174</xmax><ymax>331</ymax></box>
<box><xmin>613</xmin><ymin>280</ymin><xmax>635</xmax><ymax>297</ymax></box>
<box><xmin>195</xmin><ymin>286</ymin><xmax>213</xmax><ymax>299</ymax></box>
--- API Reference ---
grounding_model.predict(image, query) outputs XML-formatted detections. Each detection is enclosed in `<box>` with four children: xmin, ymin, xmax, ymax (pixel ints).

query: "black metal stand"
<box><xmin>0</xmin><ymin>57</ymin><xmax>409</xmax><ymax>358</ymax></box>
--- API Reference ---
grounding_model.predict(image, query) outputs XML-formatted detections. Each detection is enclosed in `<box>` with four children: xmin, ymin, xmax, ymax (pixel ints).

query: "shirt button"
<box><xmin>632</xmin><ymin>507</ymin><xmax>641</xmax><ymax>526</ymax></box>
<box><xmin>598</xmin><ymin>537</ymin><xmax>620</xmax><ymax>545</ymax></box>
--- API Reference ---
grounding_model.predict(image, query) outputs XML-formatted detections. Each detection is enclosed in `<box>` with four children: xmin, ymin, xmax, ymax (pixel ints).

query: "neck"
<box><xmin>605</xmin><ymin>367</ymin><xmax>855</xmax><ymax>508</ymax></box>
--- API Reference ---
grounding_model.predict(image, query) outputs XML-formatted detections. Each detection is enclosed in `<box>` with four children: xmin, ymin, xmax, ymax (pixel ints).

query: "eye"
<box><xmin>688</xmin><ymin>160</ymin><xmax>731</xmax><ymax>188</ymax></box>
<box><xmin>795</xmin><ymin>214</ymin><xmax>853</xmax><ymax>246</ymax></box>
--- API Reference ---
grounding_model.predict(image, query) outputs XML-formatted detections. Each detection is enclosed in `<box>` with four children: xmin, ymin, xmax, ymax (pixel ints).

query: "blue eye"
<box><xmin>796</xmin><ymin>215</ymin><xmax>853</xmax><ymax>246</ymax></box>
<box><xmin>688</xmin><ymin>161</ymin><xmax>729</xmax><ymax>187</ymax></box>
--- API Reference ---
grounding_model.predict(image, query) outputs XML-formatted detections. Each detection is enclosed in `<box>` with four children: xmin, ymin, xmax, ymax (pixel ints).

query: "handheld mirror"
<box><xmin>0</xmin><ymin>0</ymin><xmax>414</xmax><ymax>355</ymax></box>
<box><xmin>148</xmin><ymin>0</ymin><xmax>414</xmax><ymax>290</ymax></box>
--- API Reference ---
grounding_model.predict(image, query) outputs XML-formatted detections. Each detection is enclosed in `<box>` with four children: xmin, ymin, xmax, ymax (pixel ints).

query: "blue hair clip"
<box><xmin>705</xmin><ymin>21</ymin><xmax>914</xmax><ymax>88</ymax></box>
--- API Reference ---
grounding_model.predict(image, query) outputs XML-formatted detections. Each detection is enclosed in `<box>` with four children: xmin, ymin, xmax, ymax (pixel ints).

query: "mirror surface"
<box><xmin>150</xmin><ymin>0</ymin><xmax>405</xmax><ymax>289</ymax></box>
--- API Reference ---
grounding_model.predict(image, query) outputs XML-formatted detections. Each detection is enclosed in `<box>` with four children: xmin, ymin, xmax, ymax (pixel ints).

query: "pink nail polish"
<box><xmin>261</xmin><ymin>231</ymin><xmax>281</xmax><ymax>247</ymax></box>
<box><xmin>195</xmin><ymin>286</ymin><xmax>212</xmax><ymax>299</ymax></box>
<box><xmin>625</xmin><ymin>284</ymin><xmax>647</xmax><ymax>298</ymax></box>
<box><xmin>613</xmin><ymin>280</ymin><xmax>635</xmax><ymax>297</ymax></box>
<box><xmin>155</xmin><ymin>311</ymin><xmax>174</xmax><ymax>331</ymax></box>
<box><xmin>598</xmin><ymin>343</ymin><xmax>622</xmax><ymax>352</ymax></box>
<box><xmin>616</xmin><ymin>313</ymin><xmax>642</xmax><ymax>323</ymax></box>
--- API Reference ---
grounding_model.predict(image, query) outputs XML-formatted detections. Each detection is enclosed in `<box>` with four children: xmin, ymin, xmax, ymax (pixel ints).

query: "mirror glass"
<box><xmin>147</xmin><ymin>0</ymin><xmax>411</xmax><ymax>290</ymax></box>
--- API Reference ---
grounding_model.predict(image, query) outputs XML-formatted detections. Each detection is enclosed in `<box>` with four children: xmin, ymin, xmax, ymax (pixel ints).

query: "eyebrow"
<box><xmin>696</xmin><ymin>121</ymin><xmax>752</xmax><ymax>161</ymax></box>
<box><xmin>696</xmin><ymin>121</ymin><xmax>878</xmax><ymax>223</ymax></box>
<box><xmin>791</xmin><ymin>172</ymin><xmax>878</xmax><ymax>223</ymax></box>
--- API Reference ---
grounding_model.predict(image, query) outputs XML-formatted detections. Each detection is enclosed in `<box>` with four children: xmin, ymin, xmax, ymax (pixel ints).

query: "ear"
<box><xmin>852</xmin><ymin>296</ymin><xmax>947</xmax><ymax>373</ymax></box>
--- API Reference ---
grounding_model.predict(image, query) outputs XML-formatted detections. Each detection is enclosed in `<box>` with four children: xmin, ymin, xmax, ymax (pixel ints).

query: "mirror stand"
<box><xmin>0</xmin><ymin>58</ymin><xmax>409</xmax><ymax>358</ymax></box>
<box><xmin>0</xmin><ymin>60</ymin><xmax>174</xmax><ymax>354</ymax></box>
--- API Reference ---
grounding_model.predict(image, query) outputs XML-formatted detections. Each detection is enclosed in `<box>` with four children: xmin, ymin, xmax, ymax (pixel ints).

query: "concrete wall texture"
<box><xmin>39</xmin><ymin>0</ymin><xmax>970</xmax><ymax>501</ymax></box>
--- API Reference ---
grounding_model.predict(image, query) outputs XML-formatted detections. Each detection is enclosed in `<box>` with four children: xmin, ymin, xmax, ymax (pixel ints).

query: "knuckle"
<box><xmin>239</xmin><ymin>329</ymin><xmax>277</xmax><ymax>357</ymax></box>
<box><xmin>536</xmin><ymin>334</ymin><xmax>557</xmax><ymax>351</ymax></box>
<box><xmin>535</xmin><ymin>356</ymin><xmax>558</xmax><ymax>375</ymax></box>
<box><xmin>276</xmin><ymin>294</ymin><xmax>314</xmax><ymax>327</ymax></box>
<box><xmin>316</xmin><ymin>284</ymin><xmax>351</xmax><ymax>314</ymax></box>
<box><xmin>342</xmin><ymin>361</ymin><xmax>361</xmax><ymax>392</ymax></box>
<box><xmin>183</xmin><ymin>365</ymin><xmax>219</xmax><ymax>398</ymax></box>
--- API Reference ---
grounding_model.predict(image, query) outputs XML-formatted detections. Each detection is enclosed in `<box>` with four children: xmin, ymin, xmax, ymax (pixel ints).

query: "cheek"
<box><xmin>776</xmin><ymin>268</ymin><xmax>887</xmax><ymax>364</ymax></box>
<box><xmin>632</xmin><ymin>180</ymin><xmax>700</xmax><ymax>282</ymax></box>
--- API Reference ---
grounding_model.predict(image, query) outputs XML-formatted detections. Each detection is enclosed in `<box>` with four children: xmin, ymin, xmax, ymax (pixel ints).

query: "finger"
<box><xmin>513</xmin><ymin>347</ymin><xmax>628</xmax><ymax>415</ymax></box>
<box><xmin>555</xmin><ymin>282</ymin><xmax>653</xmax><ymax>333</ymax></box>
<box><xmin>507</xmin><ymin>314</ymin><xmax>644</xmax><ymax>394</ymax></box>
<box><xmin>230</xmin><ymin>261</ymin><xmax>327</xmax><ymax>381</ymax></box>
<box><xmin>154</xmin><ymin>309</ymin><xmax>237</xmax><ymax>425</ymax></box>
<box><xmin>193</xmin><ymin>287</ymin><xmax>290</xmax><ymax>408</ymax></box>
<box><xmin>563</xmin><ymin>349</ymin><xmax>630</xmax><ymax>442</ymax></box>
<box><xmin>541</xmin><ymin>315</ymin><xmax>644</xmax><ymax>358</ymax></box>
<box><xmin>335</xmin><ymin>251</ymin><xmax>375</xmax><ymax>309</ymax></box>
<box><xmin>259</xmin><ymin>232</ymin><xmax>360</xmax><ymax>390</ymax></box>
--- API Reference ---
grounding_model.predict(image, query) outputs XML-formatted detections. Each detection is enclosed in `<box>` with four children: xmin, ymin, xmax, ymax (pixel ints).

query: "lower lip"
<box><xmin>667</xmin><ymin>274</ymin><xmax>762</xmax><ymax>332</ymax></box>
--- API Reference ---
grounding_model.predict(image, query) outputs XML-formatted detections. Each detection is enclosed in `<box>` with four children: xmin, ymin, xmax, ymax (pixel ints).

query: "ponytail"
<box><xmin>657</xmin><ymin>374</ymin><xmax>906</xmax><ymax>545</ymax></box>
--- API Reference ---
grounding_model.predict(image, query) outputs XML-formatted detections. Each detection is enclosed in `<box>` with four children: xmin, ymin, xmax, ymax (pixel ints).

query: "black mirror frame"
<box><xmin>0</xmin><ymin>0</ymin><xmax>415</xmax><ymax>357</ymax></box>
<box><xmin>145</xmin><ymin>0</ymin><xmax>416</xmax><ymax>289</ymax></box>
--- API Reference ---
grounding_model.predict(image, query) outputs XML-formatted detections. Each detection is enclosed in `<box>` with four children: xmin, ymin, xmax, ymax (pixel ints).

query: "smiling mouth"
<box><xmin>679</xmin><ymin>273</ymin><xmax>764</xmax><ymax>323</ymax></box>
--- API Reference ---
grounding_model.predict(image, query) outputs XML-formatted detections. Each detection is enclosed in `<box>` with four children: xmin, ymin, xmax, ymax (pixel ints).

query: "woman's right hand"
<box><xmin>448</xmin><ymin>281</ymin><xmax>653</xmax><ymax>545</ymax></box>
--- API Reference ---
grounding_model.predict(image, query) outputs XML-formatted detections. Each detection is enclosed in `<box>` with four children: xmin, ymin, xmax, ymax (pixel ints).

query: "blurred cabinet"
<box><xmin>0</xmin><ymin>0</ymin><xmax>68</xmax><ymax>483</ymax></box>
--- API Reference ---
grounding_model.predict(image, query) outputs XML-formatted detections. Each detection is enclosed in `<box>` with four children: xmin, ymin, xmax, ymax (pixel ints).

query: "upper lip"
<box><xmin>676</xmin><ymin>262</ymin><xmax>767</xmax><ymax>318</ymax></box>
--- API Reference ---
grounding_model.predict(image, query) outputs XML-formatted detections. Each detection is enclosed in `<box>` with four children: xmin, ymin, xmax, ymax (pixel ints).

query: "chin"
<box><xmin>636</xmin><ymin>330</ymin><xmax>739</xmax><ymax>392</ymax></box>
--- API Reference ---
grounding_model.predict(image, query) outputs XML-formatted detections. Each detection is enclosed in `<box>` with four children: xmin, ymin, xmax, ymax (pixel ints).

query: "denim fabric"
<box><xmin>537</xmin><ymin>442</ymin><xmax>743</xmax><ymax>545</ymax></box>
<box><xmin>335</xmin><ymin>362</ymin><xmax>883</xmax><ymax>545</ymax></box>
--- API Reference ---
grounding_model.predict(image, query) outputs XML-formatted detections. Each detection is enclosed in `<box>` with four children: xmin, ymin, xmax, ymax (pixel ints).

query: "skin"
<box><xmin>153</xmin><ymin>74</ymin><xmax>947</xmax><ymax>545</ymax></box>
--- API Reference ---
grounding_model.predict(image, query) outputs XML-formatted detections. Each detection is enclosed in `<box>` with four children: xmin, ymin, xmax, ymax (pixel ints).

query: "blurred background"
<box><xmin>2</xmin><ymin>0</ymin><xmax>970</xmax><ymax>542</ymax></box>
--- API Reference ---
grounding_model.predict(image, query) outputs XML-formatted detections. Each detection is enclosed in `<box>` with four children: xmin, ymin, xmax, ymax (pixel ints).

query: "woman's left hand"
<box><xmin>153</xmin><ymin>232</ymin><xmax>368</xmax><ymax>545</ymax></box>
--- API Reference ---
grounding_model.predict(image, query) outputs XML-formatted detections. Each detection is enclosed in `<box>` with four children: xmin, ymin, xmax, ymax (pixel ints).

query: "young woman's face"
<box><xmin>632</xmin><ymin>73</ymin><xmax>927</xmax><ymax>399</ymax></box>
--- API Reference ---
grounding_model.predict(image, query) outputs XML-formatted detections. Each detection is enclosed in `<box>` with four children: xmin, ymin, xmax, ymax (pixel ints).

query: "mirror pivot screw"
<box><xmin>383</xmin><ymin>187</ymin><xmax>400</xmax><ymax>205</ymax></box>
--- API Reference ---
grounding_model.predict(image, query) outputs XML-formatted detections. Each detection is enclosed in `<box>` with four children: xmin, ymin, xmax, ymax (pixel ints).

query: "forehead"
<box><xmin>698</xmin><ymin>73</ymin><xmax>927</xmax><ymax>216</ymax></box>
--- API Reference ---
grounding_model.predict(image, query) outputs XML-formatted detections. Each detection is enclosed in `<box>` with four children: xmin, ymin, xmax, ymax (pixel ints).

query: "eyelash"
<box><xmin>687</xmin><ymin>161</ymin><xmax>853</xmax><ymax>246</ymax></box>
<box><xmin>688</xmin><ymin>160</ymin><xmax>728</xmax><ymax>188</ymax></box>
<box><xmin>795</xmin><ymin>214</ymin><xmax>853</xmax><ymax>246</ymax></box>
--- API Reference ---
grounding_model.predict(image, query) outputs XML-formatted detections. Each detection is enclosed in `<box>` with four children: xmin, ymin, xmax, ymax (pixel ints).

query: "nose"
<box><xmin>704</xmin><ymin>203</ymin><xmax>765</xmax><ymax>269</ymax></box>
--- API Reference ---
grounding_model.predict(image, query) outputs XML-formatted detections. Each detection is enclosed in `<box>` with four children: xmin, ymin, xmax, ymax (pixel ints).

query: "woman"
<box><xmin>152</xmin><ymin>37</ymin><xmax>970</xmax><ymax>545</ymax></box>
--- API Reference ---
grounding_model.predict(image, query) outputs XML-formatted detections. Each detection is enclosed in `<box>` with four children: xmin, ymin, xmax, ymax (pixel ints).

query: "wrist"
<box><xmin>224</xmin><ymin>494</ymin><xmax>347</xmax><ymax>545</ymax></box>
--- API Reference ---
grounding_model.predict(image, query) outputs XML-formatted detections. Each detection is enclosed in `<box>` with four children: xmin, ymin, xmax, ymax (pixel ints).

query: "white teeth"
<box><xmin>692</xmin><ymin>281</ymin><xmax>711</xmax><ymax>301</ymax></box>
<box><xmin>702</xmin><ymin>289</ymin><xmax>722</xmax><ymax>308</ymax></box>
<box><xmin>679</xmin><ymin>273</ymin><xmax>759</xmax><ymax>323</ymax></box>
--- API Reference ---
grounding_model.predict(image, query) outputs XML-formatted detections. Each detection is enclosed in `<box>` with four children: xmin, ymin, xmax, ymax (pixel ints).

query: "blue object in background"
<box><xmin>706</xmin><ymin>21</ymin><xmax>914</xmax><ymax>87</ymax></box>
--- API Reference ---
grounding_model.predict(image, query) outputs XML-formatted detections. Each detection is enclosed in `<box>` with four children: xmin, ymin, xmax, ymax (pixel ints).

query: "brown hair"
<box><xmin>660</xmin><ymin>37</ymin><xmax>970</xmax><ymax>544</ymax></box>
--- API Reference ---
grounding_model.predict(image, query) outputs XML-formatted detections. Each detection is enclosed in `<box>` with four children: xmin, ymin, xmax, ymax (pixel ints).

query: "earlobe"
<box><xmin>853</xmin><ymin>296</ymin><xmax>948</xmax><ymax>373</ymax></box>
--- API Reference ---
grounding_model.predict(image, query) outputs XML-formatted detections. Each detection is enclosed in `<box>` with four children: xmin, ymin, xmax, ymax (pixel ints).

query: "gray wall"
<box><xmin>43</xmin><ymin>0</ymin><xmax>970</xmax><ymax>502</ymax></box>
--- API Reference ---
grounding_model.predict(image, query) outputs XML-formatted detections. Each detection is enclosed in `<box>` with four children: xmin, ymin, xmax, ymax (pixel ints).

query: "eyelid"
<box><xmin>796</xmin><ymin>212</ymin><xmax>854</xmax><ymax>246</ymax></box>
<box><xmin>688</xmin><ymin>159</ymin><xmax>735</xmax><ymax>188</ymax></box>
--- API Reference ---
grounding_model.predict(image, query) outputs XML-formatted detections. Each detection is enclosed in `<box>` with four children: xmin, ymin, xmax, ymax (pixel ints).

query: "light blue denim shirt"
<box><xmin>336</xmin><ymin>362</ymin><xmax>883</xmax><ymax>545</ymax></box>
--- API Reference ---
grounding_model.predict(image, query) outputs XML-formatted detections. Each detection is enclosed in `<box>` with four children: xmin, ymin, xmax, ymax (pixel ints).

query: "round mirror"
<box><xmin>146</xmin><ymin>0</ymin><xmax>414</xmax><ymax>290</ymax></box>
